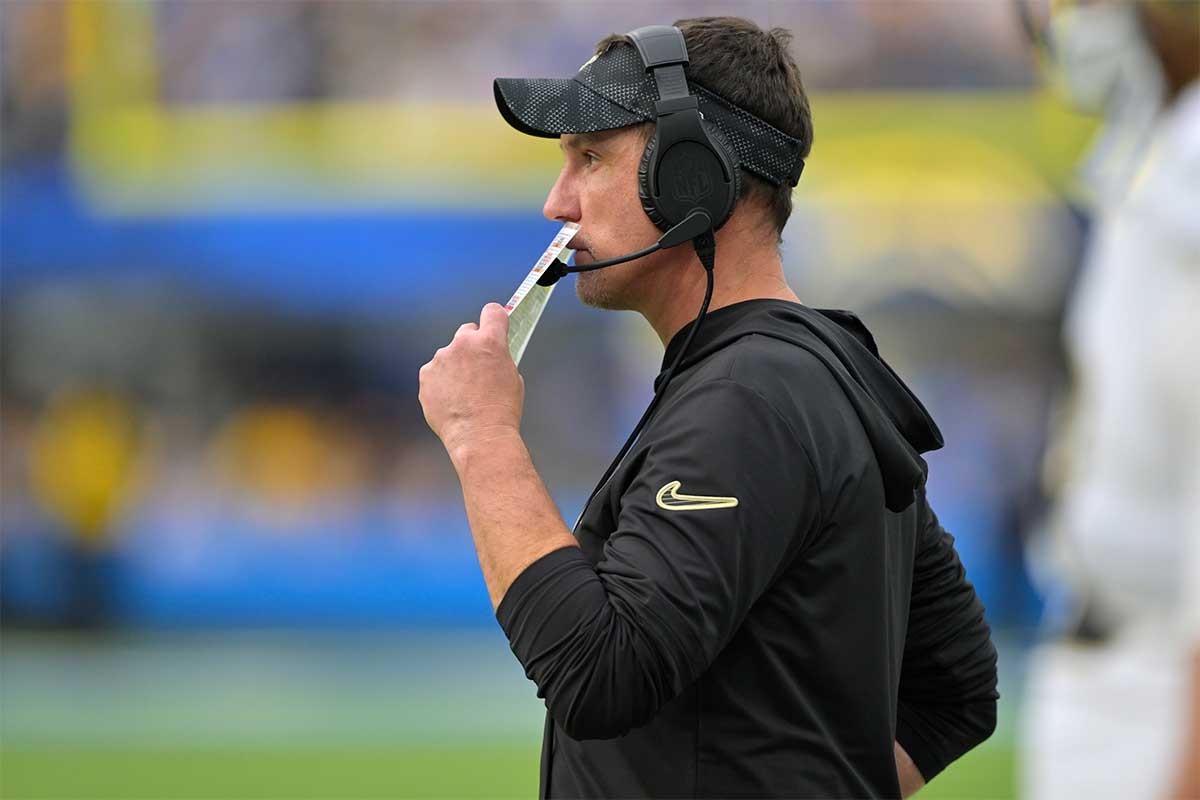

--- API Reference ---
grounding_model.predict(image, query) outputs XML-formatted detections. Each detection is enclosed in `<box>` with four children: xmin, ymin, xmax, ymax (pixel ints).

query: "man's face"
<box><xmin>543</xmin><ymin>127</ymin><xmax>674</xmax><ymax>310</ymax></box>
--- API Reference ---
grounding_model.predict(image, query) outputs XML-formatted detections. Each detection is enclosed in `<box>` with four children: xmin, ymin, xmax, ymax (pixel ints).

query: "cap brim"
<box><xmin>494</xmin><ymin>77</ymin><xmax>646</xmax><ymax>138</ymax></box>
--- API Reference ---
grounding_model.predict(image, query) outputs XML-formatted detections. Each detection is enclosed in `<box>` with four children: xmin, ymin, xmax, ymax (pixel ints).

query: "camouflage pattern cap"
<box><xmin>494</xmin><ymin>43</ymin><xmax>806</xmax><ymax>187</ymax></box>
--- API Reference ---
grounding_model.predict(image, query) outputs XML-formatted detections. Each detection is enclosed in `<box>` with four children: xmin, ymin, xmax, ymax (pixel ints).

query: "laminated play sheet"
<box><xmin>504</xmin><ymin>221</ymin><xmax>578</xmax><ymax>365</ymax></box>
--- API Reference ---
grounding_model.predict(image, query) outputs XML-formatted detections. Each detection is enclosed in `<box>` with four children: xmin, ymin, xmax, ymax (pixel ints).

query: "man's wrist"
<box><xmin>447</xmin><ymin>425</ymin><xmax>526</xmax><ymax>473</ymax></box>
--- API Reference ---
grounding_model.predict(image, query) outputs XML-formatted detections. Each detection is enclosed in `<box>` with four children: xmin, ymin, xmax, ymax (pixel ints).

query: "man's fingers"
<box><xmin>479</xmin><ymin>302</ymin><xmax>510</xmax><ymax>341</ymax></box>
<box><xmin>455</xmin><ymin>322</ymin><xmax>479</xmax><ymax>338</ymax></box>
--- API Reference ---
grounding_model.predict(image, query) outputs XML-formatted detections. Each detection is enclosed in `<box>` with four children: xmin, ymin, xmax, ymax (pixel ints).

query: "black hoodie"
<box><xmin>497</xmin><ymin>299</ymin><xmax>998</xmax><ymax>799</ymax></box>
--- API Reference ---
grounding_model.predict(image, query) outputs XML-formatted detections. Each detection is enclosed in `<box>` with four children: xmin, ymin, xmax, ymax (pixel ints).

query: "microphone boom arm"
<box><xmin>537</xmin><ymin>209</ymin><xmax>713</xmax><ymax>286</ymax></box>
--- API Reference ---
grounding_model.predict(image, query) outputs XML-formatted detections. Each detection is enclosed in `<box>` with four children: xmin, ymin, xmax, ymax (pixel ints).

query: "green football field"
<box><xmin>0</xmin><ymin>631</ymin><xmax>1018</xmax><ymax>799</ymax></box>
<box><xmin>0</xmin><ymin>742</ymin><xmax>1013</xmax><ymax>799</ymax></box>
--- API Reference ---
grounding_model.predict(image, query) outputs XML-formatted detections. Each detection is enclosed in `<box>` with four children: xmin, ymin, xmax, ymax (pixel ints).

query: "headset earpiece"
<box><xmin>627</xmin><ymin>26</ymin><xmax>741</xmax><ymax>234</ymax></box>
<box><xmin>637</xmin><ymin>132</ymin><xmax>668</xmax><ymax>231</ymax></box>
<box><xmin>701</xmin><ymin>123</ymin><xmax>741</xmax><ymax>206</ymax></box>
<box><xmin>637</xmin><ymin>122</ymin><xmax>739</xmax><ymax>233</ymax></box>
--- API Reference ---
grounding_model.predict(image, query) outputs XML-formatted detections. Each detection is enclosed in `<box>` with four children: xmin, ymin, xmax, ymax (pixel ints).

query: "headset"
<box><xmin>538</xmin><ymin>24</ymin><xmax>739</xmax><ymax>286</ymax></box>
<box><xmin>629</xmin><ymin>25</ymin><xmax>741</xmax><ymax>235</ymax></box>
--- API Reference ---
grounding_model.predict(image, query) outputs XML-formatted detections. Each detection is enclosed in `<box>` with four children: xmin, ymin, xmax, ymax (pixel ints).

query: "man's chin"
<box><xmin>575</xmin><ymin>273</ymin><xmax>628</xmax><ymax>310</ymax></box>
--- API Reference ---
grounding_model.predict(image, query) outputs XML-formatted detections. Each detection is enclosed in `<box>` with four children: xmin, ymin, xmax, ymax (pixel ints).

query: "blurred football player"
<box><xmin>1020</xmin><ymin>2</ymin><xmax>1200</xmax><ymax>798</ymax></box>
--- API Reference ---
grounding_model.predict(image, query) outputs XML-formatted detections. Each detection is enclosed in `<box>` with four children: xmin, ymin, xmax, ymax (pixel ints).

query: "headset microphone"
<box><xmin>536</xmin><ymin>209</ymin><xmax>713</xmax><ymax>287</ymax></box>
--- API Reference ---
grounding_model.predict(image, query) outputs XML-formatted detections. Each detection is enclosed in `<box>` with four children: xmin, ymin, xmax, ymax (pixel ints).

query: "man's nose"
<box><xmin>542</xmin><ymin>166</ymin><xmax>580</xmax><ymax>223</ymax></box>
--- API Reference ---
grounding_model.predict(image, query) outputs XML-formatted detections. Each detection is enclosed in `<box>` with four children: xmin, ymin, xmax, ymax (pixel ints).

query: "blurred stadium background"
<box><xmin>1</xmin><ymin>1</ymin><xmax>1098</xmax><ymax>797</ymax></box>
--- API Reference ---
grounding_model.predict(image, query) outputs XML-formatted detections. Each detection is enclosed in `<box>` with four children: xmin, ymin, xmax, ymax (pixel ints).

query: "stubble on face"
<box><xmin>575</xmin><ymin>266</ymin><xmax>626</xmax><ymax>310</ymax></box>
<box><xmin>575</xmin><ymin>251</ymin><xmax>674</xmax><ymax>311</ymax></box>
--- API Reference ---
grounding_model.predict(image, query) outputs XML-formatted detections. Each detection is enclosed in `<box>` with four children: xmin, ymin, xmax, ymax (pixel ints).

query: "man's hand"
<box><xmin>418</xmin><ymin>302</ymin><xmax>576</xmax><ymax>610</ymax></box>
<box><xmin>895</xmin><ymin>740</ymin><xmax>926</xmax><ymax>798</ymax></box>
<box><xmin>419</xmin><ymin>303</ymin><xmax>524</xmax><ymax>461</ymax></box>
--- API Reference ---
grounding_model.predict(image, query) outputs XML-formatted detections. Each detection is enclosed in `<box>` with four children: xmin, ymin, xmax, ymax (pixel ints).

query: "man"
<box><xmin>419</xmin><ymin>17</ymin><xmax>997</xmax><ymax>799</ymax></box>
<box><xmin>1020</xmin><ymin>2</ymin><xmax>1200</xmax><ymax>798</ymax></box>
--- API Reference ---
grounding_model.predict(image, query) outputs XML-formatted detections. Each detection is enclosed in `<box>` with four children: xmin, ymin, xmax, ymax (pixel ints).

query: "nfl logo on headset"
<box><xmin>672</xmin><ymin>158</ymin><xmax>714</xmax><ymax>205</ymax></box>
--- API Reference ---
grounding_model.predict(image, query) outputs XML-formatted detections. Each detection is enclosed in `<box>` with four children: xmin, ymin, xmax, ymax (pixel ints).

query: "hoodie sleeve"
<box><xmin>495</xmin><ymin>378</ymin><xmax>820</xmax><ymax>740</ymax></box>
<box><xmin>895</xmin><ymin>493</ymin><xmax>999</xmax><ymax>781</ymax></box>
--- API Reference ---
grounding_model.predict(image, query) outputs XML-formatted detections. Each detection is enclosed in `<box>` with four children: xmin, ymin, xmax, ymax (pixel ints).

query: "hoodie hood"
<box><xmin>657</xmin><ymin>300</ymin><xmax>943</xmax><ymax>513</ymax></box>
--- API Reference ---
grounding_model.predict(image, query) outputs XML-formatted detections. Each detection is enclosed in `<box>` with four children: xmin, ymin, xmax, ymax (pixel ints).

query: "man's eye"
<box><xmin>584</xmin><ymin>151</ymin><xmax>599</xmax><ymax>166</ymax></box>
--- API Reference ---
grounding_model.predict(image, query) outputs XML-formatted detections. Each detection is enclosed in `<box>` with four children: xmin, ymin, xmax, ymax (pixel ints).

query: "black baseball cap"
<box><xmin>494</xmin><ymin>42</ymin><xmax>806</xmax><ymax>187</ymax></box>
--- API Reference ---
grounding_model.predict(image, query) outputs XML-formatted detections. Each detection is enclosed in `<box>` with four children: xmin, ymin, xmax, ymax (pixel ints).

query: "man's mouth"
<box><xmin>567</xmin><ymin>233</ymin><xmax>592</xmax><ymax>261</ymax></box>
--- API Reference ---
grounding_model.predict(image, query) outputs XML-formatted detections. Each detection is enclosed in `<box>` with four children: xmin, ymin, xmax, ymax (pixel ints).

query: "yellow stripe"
<box><xmin>65</xmin><ymin>1</ymin><xmax>1099</xmax><ymax>216</ymax></box>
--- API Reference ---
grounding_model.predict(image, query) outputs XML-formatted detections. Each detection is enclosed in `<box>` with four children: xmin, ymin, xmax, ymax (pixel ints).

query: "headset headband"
<box><xmin>627</xmin><ymin>26</ymin><xmax>693</xmax><ymax>112</ymax></box>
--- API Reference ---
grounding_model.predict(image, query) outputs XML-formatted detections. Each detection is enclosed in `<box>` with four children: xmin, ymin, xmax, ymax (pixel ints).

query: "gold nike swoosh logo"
<box><xmin>655</xmin><ymin>480</ymin><xmax>739</xmax><ymax>512</ymax></box>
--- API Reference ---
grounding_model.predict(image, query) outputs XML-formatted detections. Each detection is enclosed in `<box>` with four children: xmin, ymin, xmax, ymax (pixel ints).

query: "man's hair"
<box><xmin>595</xmin><ymin>17</ymin><xmax>814</xmax><ymax>240</ymax></box>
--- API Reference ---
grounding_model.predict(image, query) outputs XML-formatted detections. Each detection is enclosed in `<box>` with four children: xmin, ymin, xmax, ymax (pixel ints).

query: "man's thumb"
<box><xmin>480</xmin><ymin>302</ymin><xmax>509</xmax><ymax>339</ymax></box>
